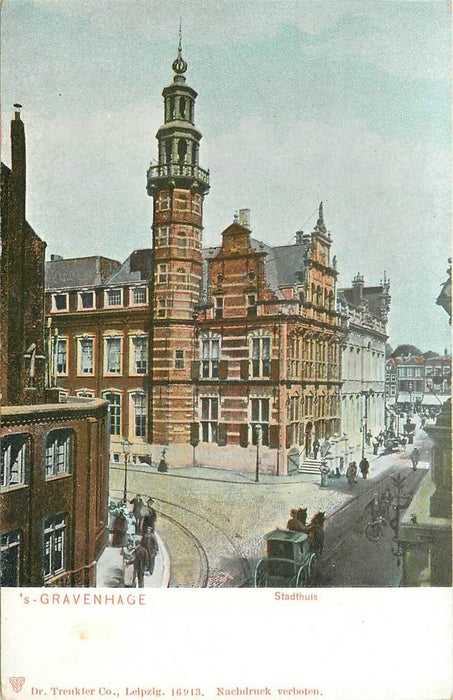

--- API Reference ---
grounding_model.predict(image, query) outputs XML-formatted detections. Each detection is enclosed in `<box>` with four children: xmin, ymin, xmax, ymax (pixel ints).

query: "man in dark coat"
<box><xmin>132</xmin><ymin>540</ymin><xmax>149</xmax><ymax>588</ymax></box>
<box><xmin>142</xmin><ymin>526</ymin><xmax>159</xmax><ymax>575</ymax></box>
<box><xmin>359</xmin><ymin>457</ymin><xmax>370</xmax><ymax>479</ymax></box>
<box><xmin>410</xmin><ymin>448</ymin><xmax>420</xmax><ymax>471</ymax></box>
<box><xmin>313</xmin><ymin>438</ymin><xmax>320</xmax><ymax>460</ymax></box>
<box><xmin>130</xmin><ymin>494</ymin><xmax>145</xmax><ymax>534</ymax></box>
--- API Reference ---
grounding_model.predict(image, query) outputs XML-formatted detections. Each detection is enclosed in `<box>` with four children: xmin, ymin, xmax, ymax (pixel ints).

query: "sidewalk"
<box><xmin>96</xmin><ymin>533</ymin><xmax>170</xmax><ymax>588</ymax></box>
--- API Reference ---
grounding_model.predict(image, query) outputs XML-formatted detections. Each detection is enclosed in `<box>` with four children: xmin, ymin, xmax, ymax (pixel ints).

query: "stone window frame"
<box><xmin>1</xmin><ymin>433</ymin><xmax>30</xmax><ymax>490</ymax></box>
<box><xmin>54</xmin><ymin>336</ymin><xmax>68</xmax><ymax>376</ymax></box>
<box><xmin>157</xmin><ymin>263</ymin><xmax>168</xmax><ymax>285</ymax></box>
<box><xmin>130</xmin><ymin>286</ymin><xmax>148</xmax><ymax>307</ymax></box>
<box><xmin>129</xmin><ymin>333</ymin><xmax>148</xmax><ymax>376</ymax></box>
<box><xmin>76</xmin><ymin>335</ymin><xmax>96</xmax><ymax>376</ymax></box>
<box><xmin>104</xmin><ymin>288</ymin><xmax>123</xmax><ymax>308</ymax></box>
<box><xmin>43</xmin><ymin>513</ymin><xmax>67</xmax><ymax>581</ymax></box>
<box><xmin>52</xmin><ymin>292</ymin><xmax>69</xmax><ymax>313</ymax></box>
<box><xmin>103</xmin><ymin>333</ymin><xmax>124</xmax><ymax>377</ymax></box>
<box><xmin>174</xmin><ymin>349</ymin><xmax>185</xmax><ymax>370</ymax></box>
<box><xmin>102</xmin><ymin>390</ymin><xmax>123</xmax><ymax>436</ymax></box>
<box><xmin>77</xmin><ymin>290</ymin><xmax>95</xmax><ymax>311</ymax></box>
<box><xmin>248</xmin><ymin>330</ymin><xmax>272</xmax><ymax>379</ymax></box>
<box><xmin>200</xmin><ymin>333</ymin><xmax>221</xmax><ymax>379</ymax></box>
<box><xmin>249</xmin><ymin>397</ymin><xmax>270</xmax><ymax>446</ymax></box>
<box><xmin>129</xmin><ymin>390</ymin><xmax>148</xmax><ymax>439</ymax></box>
<box><xmin>45</xmin><ymin>429</ymin><xmax>74</xmax><ymax>480</ymax></box>
<box><xmin>200</xmin><ymin>395</ymin><xmax>219</xmax><ymax>443</ymax></box>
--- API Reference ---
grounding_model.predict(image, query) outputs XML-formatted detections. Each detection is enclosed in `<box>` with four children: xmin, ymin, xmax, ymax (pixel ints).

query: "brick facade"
<box><xmin>1</xmin><ymin>108</ymin><xmax>109</xmax><ymax>587</ymax></box>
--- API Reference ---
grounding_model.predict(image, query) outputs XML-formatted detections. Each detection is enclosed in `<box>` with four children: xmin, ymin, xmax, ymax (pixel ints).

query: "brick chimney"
<box><xmin>11</xmin><ymin>103</ymin><xmax>26</xmax><ymax>222</ymax></box>
<box><xmin>351</xmin><ymin>273</ymin><xmax>364</xmax><ymax>305</ymax></box>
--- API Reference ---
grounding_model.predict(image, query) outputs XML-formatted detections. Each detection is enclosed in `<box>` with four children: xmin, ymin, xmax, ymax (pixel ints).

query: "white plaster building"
<box><xmin>338</xmin><ymin>273</ymin><xmax>390</xmax><ymax>463</ymax></box>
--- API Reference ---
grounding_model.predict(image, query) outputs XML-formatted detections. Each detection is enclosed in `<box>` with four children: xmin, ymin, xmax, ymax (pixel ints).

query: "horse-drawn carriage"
<box><xmin>254</xmin><ymin>528</ymin><xmax>318</xmax><ymax>587</ymax></box>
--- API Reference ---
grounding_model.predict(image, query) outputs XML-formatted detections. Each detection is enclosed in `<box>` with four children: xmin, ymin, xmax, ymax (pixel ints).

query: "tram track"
<box><xmin>110</xmin><ymin>483</ymin><xmax>251</xmax><ymax>587</ymax></box>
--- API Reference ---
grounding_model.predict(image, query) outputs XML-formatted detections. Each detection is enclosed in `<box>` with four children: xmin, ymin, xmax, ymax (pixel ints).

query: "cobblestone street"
<box><xmin>108</xmin><ymin>432</ymin><xmax>430</xmax><ymax>587</ymax></box>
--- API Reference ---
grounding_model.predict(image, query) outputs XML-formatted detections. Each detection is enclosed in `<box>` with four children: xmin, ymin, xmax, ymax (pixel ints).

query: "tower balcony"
<box><xmin>147</xmin><ymin>162</ymin><xmax>210</xmax><ymax>195</ymax></box>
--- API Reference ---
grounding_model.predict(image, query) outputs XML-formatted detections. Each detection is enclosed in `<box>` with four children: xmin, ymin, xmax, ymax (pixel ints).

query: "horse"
<box><xmin>305</xmin><ymin>510</ymin><xmax>325</xmax><ymax>556</ymax></box>
<box><xmin>296</xmin><ymin>507</ymin><xmax>308</xmax><ymax>527</ymax></box>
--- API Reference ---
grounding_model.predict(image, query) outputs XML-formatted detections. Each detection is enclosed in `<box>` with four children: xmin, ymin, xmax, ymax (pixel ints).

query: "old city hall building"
<box><xmin>45</xmin><ymin>43</ymin><xmax>387</xmax><ymax>475</ymax></box>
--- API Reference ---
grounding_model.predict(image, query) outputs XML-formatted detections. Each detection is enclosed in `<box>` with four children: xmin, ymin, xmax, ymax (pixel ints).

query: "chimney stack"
<box><xmin>238</xmin><ymin>208</ymin><xmax>251</xmax><ymax>230</ymax></box>
<box><xmin>11</xmin><ymin>103</ymin><xmax>26</xmax><ymax>221</ymax></box>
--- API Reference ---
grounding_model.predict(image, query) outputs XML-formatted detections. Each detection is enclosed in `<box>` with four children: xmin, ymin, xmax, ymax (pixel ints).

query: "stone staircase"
<box><xmin>298</xmin><ymin>457</ymin><xmax>323</xmax><ymax>475</ymax></box>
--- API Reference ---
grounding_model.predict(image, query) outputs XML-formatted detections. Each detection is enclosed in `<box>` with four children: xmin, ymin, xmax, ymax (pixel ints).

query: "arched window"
<box><xmin>179</xmin><ymin>97</ymin><xmax>186</xmax><ymax>118</ymax></box>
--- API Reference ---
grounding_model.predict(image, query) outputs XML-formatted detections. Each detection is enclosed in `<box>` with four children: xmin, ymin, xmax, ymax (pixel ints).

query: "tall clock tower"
<box><xmin>146</xmin><ymin>37</ymin><xmax>209</xmax><ymax>446</ymax></box>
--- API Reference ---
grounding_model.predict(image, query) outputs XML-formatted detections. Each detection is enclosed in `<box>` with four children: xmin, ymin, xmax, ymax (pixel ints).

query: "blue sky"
<box><xmin>1</xmin><ymin>0</ymin><xmax>451</xmax><ymax>352</ymax></box>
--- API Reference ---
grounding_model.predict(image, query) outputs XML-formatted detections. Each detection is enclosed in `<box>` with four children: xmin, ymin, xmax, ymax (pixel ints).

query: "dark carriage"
<box><xmin>254</xmin><ymin>529</ymin><xmax>317</xmax><ymax>588</ymax></box>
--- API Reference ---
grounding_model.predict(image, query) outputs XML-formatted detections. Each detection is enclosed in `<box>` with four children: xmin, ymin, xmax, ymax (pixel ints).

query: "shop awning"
<box><xmin>422</xmin><ymin>394</ymin><xmax>447</xmax><ymax>406</ymax></box>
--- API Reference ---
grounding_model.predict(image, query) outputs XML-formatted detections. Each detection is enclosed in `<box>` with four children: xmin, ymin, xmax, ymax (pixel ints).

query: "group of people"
<box><xmin>122</xmin><ymin>494</ymin><xmax>159</xmax><ymax>588</ymax></box>
<box><xmin>346</xmin><ymin>456</ymin><xmax>370</xmax><ymax>486</ymax></box>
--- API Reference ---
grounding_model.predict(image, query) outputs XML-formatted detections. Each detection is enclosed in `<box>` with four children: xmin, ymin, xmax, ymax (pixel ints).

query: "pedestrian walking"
<box><xmin>346</xmin><ymin>462</ymin><xmax>358</xmax><ymax>487</ymax></box>
<box><xmin>379</xmin><ymin>488</ymin><xmax>392</xmax><ymax>519</ymax></box>
<box><xmin>313</xmin><ymin>438</ymin><xmax>320</xmax><ymax>460</ymax></box>
<box><xmin>130</xmin><ymin>494</ymin><xmax>145</xmax><ymax>533</ymax></box>
<box><xmin>142</xmin><ymin>526</ymin><xmax>159</xmax><ymax>575</ymax></box>
<box><xmin>122</xmin><ymin>539</ymin><xmax>136</xmax><ymax>587</ymax></box>
<box><xmin>132</xmin><ymin>540</ymin><xmax>149</xmax><ymax>588</ymax></box>
<box><xmin>359</xmin><ymin>457</ymin><xmax>370</xmax><ymax>479</ymax></box>
<box><xmin>142</xmin><ymin>497</ymin><xmax>157</xmax><ymax>531</ymax></box>
<box><xmin>410</xmin><ymin>448</ymin><xmax>420</xmax><ymax>471</ymax></box>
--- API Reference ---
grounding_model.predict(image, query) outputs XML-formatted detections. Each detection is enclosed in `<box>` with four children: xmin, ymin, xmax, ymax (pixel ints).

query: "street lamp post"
<box><xmin>121</xmin><ymin>437</ymin><xmax>132</xmax><ymax>503</ymax></box>
<box><xmin>254</xmin><ymin>424</ymin><xmax>262</xmax><ymax>483</ymax></box>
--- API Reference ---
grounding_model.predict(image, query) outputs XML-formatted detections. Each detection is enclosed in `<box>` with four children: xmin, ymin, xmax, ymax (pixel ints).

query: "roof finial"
<box><xmin>172</xmin><ymin>17</ymin><xmax>187</xmax><ymax>76</ymax></box>
<box><xmin>319</xmin><ymin>201</ymin><xmax>324</xmax><ymax>223</ymax></box>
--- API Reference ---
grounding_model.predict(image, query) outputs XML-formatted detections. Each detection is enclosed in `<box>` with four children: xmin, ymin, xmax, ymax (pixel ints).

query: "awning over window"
<box><xmin>422</xmin><ymin>394</ymin><xmax>447</xmax><ymax>406</ymax></box>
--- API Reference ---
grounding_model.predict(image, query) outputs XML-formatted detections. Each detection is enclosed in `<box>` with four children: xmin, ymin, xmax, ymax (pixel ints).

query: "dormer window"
<box><xmin>78</xmin><ymin>291</ymin><xmax>95</xmax><ymax>310</ymax></box>
<box><xmin>131</xmin><ymin>287</ymin><xmax>147</xmax><ymax>305</ymax></box>
<box><xmin>105</xmin><ymin>288</ymin><xmax>123</xmax><ymax>307</ymax></box>
<box><xmin>52</xmin><ymin>293</ymin><xmax>68</xmax><ymax>312</ymax></box>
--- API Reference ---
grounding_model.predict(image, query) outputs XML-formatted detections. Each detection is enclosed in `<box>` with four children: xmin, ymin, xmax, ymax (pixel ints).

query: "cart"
<box><xmin>254</xmin><ymin>529</ymin><xmax>317</xmax><ymax>587</ymax></box>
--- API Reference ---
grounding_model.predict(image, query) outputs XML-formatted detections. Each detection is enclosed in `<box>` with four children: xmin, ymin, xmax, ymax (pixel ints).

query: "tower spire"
<box><xmin>172</xmin><ymin>18</ymin><xmax>187</xmax><ymax>77</ymax></box>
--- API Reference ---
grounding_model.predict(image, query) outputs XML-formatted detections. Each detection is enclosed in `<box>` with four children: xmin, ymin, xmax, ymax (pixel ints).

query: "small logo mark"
<box><xmin>9</xmin><ymin>677</ymin><xmax>25</xmax><ymax>693</ymax></box>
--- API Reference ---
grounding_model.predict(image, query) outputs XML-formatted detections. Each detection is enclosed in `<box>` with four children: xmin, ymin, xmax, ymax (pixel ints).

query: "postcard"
<box><xmin>1</xmin><ymin>1</ymin><xmax>451</xmax><ymax>699</ymax></box>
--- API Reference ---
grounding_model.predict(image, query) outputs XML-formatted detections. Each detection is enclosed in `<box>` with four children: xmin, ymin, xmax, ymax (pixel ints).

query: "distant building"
<box><xmin>385</xmin><ymin>351</ymin><xmax>451</xmax><ymax>418</ymax></box>
<box><xmin>1</xmin><ymin>107</ymin><xmax>109</xmax><ymax>587</ymax></box>
<box><xmin>337</xmin><ymin>273</ymin><xmax>390</xmax><ymax>461</ymax></box>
